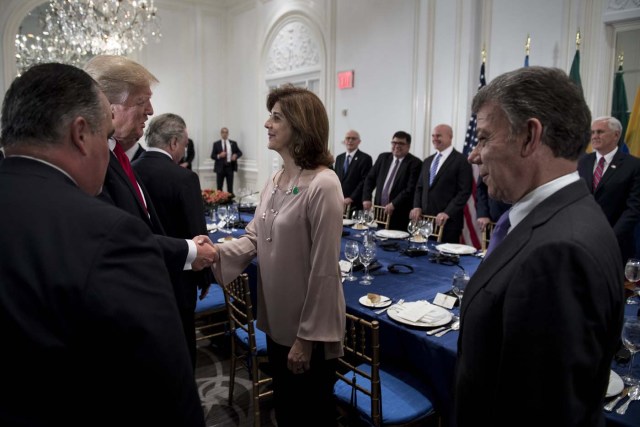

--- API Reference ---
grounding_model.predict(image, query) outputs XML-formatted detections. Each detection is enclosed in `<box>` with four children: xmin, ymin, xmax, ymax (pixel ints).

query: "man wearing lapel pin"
<box><xmin>578</xmin><ymin>116</ymin><xmax>640</xmax><ymax>263</ymax></box>
<box><xmin>455</xmin><ymin>67</ymin><xmax>624</xmax><ymax>427</ymax></box>
<box><xmin>410</xmin><ymin>124</ymin><xmax>473</xmax><ymax>243</ymax></box>
<box><xmin>362</xmin><ymin>130</ymin><xmax>422</xmax><ymax>230</ymax></box>
<box><xmin>334</xmin><ymin>130</ymin><xmax>372</xmax><ymax>214</ymax></box>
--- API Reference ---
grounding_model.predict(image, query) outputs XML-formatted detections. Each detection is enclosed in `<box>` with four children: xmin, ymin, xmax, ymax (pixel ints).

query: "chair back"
<box><xmin>481</xmin><ymin>221</ymin><xmax>496</xmax><ymax>251</ymax></box>
<box><xmin>343</xmin><ymin>203</ymin><xmax>352</xmax><ymax>219</ymax></box>
<box><xmin>223</xmin><ymin>274</ymin><xmax>257</xmax><ymax>354</ymax></box>
<box><xmin>336</xmin><ymin>313</ymin><xmax>382</xmax><ymax>426</ymax></box>
<box><xmin>371</xmin><ymin>205</ymin><xmax>391</xmax><ymax>229</ymax></box>
<box><xmin>194</xmin><ymin>283</ymin><xmax>227</xmax><ymax>341</ymax></box>
<box><xmin>420</xmin><ymin>214</ymin><xmax>444</xmax><ymax>242</ymax></box>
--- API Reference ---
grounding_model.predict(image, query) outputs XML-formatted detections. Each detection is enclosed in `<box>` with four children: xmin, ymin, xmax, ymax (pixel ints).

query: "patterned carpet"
<box><xmin>195</xmin><ymin>338</ymin><xmax>277</xmax><ymax>427</ymax></box>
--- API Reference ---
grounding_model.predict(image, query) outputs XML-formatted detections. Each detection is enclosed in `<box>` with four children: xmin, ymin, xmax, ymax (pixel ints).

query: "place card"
<box><xmin>217</xmin><ymin>219</ymin><xmax>227</xmax><ymax>229</ymax></box>
<box><xmin>433</xmin><ymin>293</ymin><xmax>456</xmax><ymax>309</ymax></box>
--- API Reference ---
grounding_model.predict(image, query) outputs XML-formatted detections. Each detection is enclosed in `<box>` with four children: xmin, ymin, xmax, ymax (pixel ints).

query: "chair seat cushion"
<box><xmin>334</xmin><ymin>363</ymin><xmax>434</xmax><ymax>425</ymax></box>
<box><xmin>233</xmin><ymin>320</ymin><xmax>268</xmax><ymax>356</ymax></box>
<box><xmin>195</xmin><ymin>284</ymin><xmax>225</xmax><ymax>313</ymax></box>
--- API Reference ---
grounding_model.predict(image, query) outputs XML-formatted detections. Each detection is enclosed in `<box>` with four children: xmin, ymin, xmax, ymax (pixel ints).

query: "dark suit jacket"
<box><xmin>334</xmin><ymin>149</ymin><xmax>373</xmax><ymax>210</ymax></box>
<box><xmin>578</xmin><ymin>150</ymin><xmax>640</xmax><ymax>261</ymax></box>
<box><xmin>0</xmin><ymin>157</ymin><xmax>204</xmax><ymax>427</ymax></box>
<box><xmin>211</xmin><ymin>139</ymin><xmax>242</xmax><ymax>173</ymax></box>
<box><xmin>131</xmin><ymin>143</ymin><xmax>145</xmax><ymax>161</ymax></box>
<box><xmin>476</xmin><ymin>175</ymin><xmax>511</xmax><ymax>221</ymax></box>
<box><xmin>363</xmin><ymin>152</ymin><xmax>422</xmax><ymax>230</ymax></box>
<box><xmin>413</xmin><ymin>149</ymin><xmax>473</xmax><ymax>243</ymax></box>
<box><xmin>99</xmin><ymin>151</ymin><xmax>188</xmax><ymax>275</ymax></box>
<box><xmin>454</xmin><ymin>181</ymin><xmax>624</xmax><ymax>427</ymax></box>
<box><xmin>182</xmin><ymin>139</ymin><xmax>195</xmax><ymax>170</ymax></box>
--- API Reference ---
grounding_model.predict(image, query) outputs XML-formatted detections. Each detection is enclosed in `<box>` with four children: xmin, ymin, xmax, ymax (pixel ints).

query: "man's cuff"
<box><xmin>184</xmin><ymin>239</ymin><xmax>197</xmax><ymax>270</ymax></box>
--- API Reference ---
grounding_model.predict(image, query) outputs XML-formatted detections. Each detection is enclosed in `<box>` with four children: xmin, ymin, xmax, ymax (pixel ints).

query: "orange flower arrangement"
<box><xmin>201</xmin><ymin>189</ymin><xmax>234</xmax><ymax>207</ymax></box>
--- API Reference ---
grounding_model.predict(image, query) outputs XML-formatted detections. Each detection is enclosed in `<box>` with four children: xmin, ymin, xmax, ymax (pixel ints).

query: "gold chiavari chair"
<box><xmin>481</xmin><ymin>221</ymin><xmax>496</xmax><ymax>252</ymax></box>
<box><xmin>371</xmin><ymin>205</ymin><xmax>391</xmax><ymax>230</ymax></box>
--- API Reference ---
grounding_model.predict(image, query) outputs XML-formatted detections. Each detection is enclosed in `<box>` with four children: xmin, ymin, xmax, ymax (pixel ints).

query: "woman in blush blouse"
<box><xmin>212</xmin><ymin>85</ymin><xmax>345</xmax><ymax>426</ymax></box>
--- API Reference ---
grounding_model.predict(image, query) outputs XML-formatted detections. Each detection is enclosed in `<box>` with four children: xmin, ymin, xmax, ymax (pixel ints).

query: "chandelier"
<box><xmin>15</xmin><ymin>0</ymin><xmax>161</xmax><ymax>75</ymax></box>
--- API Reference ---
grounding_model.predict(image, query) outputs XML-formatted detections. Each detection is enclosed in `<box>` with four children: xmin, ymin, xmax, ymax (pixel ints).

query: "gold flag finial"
<box><xmin>576</xmin><ymin>28</ymin><xmax>581</xmax><ymax>50</ymax></box>
<box><xmin>618</xmin><ymin>51</ymin><xmax>624</xmax><ymax>68</ymax></box>
<box><xmin>482</xmin><ymin>44</ymin><xmax>486</xmax><ymax>63</ymax></box>
<box><xmin>525</xmin><ymin>34</ymin><xmax>531</xmax><ymax>55</ymax></box>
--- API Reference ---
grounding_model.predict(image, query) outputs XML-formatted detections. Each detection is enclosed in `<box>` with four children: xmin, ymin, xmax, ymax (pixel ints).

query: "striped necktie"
<box><xmin>592</xmin><ymin>156</ymin><xmax>605</xmax><ymax>192</ymax></box>
<box><xmin>429</xmin><ymin>153</ymin><xmax>441</xmax><ymax>187</ymax></box>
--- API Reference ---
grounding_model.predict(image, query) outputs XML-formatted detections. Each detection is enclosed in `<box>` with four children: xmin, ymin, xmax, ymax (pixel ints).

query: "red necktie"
<box><xmin>113</xmin><ymin>142</ymin><xmax>147</xmax><ymax>213</ymax></box>
<box><xmin>592</xmin><ymin>156</ymin><xmax>605</xmax><ymax>192</ymax></box>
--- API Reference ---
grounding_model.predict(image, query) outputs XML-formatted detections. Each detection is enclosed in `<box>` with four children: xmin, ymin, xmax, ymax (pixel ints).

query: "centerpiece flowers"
<box><xmin>202</xmin><ymin>188</ymin><xmax>234</xmax><ymax>209</ymax></box>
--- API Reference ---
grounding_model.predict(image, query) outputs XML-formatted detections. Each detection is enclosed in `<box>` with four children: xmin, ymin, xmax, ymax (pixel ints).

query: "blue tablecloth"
<box><xmin>209</xmin><ymin>215</ymin><xmax>639</xmax><ymax>426</ymax></box>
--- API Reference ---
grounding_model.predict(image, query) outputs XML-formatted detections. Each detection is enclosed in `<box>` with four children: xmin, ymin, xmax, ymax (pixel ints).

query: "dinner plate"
<box><xmin>343</xmin><ymin>219</ymin><xmax>356</xmax><ymax>226</ymax></box>
<box><xmin>359</xmin><ymin>295</ymin><xmax>392</xmax><ymax>308</ymax></box>
<box><xmin>607</xmin><ymin>370</ymin><xmax>624</xmax><ymax>398</ymax></box>
<box><xmin>375</xmin><ymin>229</ymin><xmax>410</xmax><ymax>239</ymax></box>
<box><xmin>217</xmin><ymin>237</ymin><xmax>237</xmax><ymax>243</ymax></box>
<box><xmin>436</xmin><ymin>243</ymin><xmax>477</xmax><ymax>255</ymax></box>
<box><xmin>387</xmin><ymin>301</ymin><xmax>452</xmax><ymax>327</ymax></box>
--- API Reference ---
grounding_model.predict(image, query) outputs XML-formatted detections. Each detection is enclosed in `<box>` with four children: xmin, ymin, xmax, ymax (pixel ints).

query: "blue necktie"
<box><xmin>343</xmin><ymin>154</ymin><xmax>351</xmax><ymax>174</ymax></box>
<box><xmin>429</xmin><ymin>153</ymin><xmax>441</xmax><ymax>187</ymax></box>
<box><xmin>485</xmin><ymin>209</ymin><xmax>511</xmax><ymax>258</ymax></box>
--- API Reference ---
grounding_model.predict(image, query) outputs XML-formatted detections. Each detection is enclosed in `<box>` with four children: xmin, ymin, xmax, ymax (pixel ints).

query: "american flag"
<box><xmin>461</xmin><ymin>62</ymin><xmax>487</xmax><ymax>248</ymax></box>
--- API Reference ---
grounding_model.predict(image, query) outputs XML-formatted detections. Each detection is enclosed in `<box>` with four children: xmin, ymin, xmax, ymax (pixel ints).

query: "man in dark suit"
<box><xmin>410</xmin><ymin>124</ymin><xmax>473</xmax><ymax>243</ymax></box>
<box><xmin>362</xmin><ymin>131</ymin><xmax>422</xmax><ymax>230</ymax></box>
<box><xmin>83</xmin><ymin>55</ymin><xmax>215</xmax><ymax>279</ymax></box>
<box><xmin>455</xmin><ymin>67</ymin><xmax>624</xmax><ymax>426</ymax></box>
<box><xmin>0</xmin><ymin>63</ymin><xmax>204</xmax><ymax>426</ymax></box>
<box><xmin>578</xmin><ymin>116</ymin><xmax>640</xmax><ymax>262</ymax></box>
<box><xmin>211</xmin><ymin>127</ymin><xmax>242</xmax><ymax>194</ymax></box>
<box><xmin>334</xmin><ymin>129</ymin><xmax>372</xmax><ymax>213</ymax></box>
<box><xmin>133</xmin><ymin>113</ymin><xmax>211</xmax><ymax>367</ymax></box>
<box><xmin>180</xmin><ymin>138</ymin><xmax>195</xmax><ymax>170</ymax></box>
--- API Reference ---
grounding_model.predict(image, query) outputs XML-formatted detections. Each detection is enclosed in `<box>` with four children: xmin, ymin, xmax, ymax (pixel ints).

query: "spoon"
<box><xmin>427</xmin><ymin>315</ymin><xmax>459</xmax><ymax>336</ymax></box>
<box><xmin>434</xmin><ymin>319</ymin><xmax>460</xmax><ymax>337</ymax></box>
<box><xmin>616</xmin><ymin>385</ymin><xmax>640</xmax><ymax>415</ymax></box>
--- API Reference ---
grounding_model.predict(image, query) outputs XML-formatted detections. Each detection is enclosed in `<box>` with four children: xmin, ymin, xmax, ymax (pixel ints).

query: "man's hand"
<box><xmin>231</xmin><ymin>153</ymin><xmax>238</xmax><ymax>161</ymax></box>
<box><xmin>477</xmin><ymin>216</ymin><xmax>491</xmax><ymax>231</ymax></box>
<box><xmin>218</xmin><ymin>150</ymin><xmax>227</xmax><ymax>159</ymax></box>
<box><xmin>435</xmin><ymin>212</ymin><xmax>449</xmax><ymax>226</ymax></box>
<box><xmin>384</xmin><ymin>203</ymin><xmax>395</xmax><ymax>216</ymax></box>
<box><xmin>409</xmin><ymin>207</ymin><xmax>423</xmax><ymax>221</ymax></box>
<box><xmin>343</xmin><ymin>197</ymin><xmax>354</xmax><ymax>206</ymax></box>
<box><xmin>363</xmin><ymin>201</ymin><xmax>372</xmax><ymax>210</ymax></box>
<box><xmin>191</xmin><ymin>235</ymin><xmax>217</xmax><ymax>271</ymax></box>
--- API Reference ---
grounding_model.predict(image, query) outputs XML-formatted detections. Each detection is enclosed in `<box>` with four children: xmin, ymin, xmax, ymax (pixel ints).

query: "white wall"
<box><xmin>1</xmin><ymin>0</ymin><xmax>640</xmax><ymax>191</ymax></box>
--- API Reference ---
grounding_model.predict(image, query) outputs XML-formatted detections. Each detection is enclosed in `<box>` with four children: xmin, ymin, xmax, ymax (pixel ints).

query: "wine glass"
<box><xmin>353</xmin><ymin>210</ymin><xmax>364</xmax><ymax>236</ymax></box>
<box><xmin>452</xmin><ymin>270</ymin><xmax>470</xmax><ymax>304</ymax></box>
<box><xmin>621</xmin><ymin>317</ymin><xmax>640</xmax><ymax>385</ymax></box>
<box><xmin>363</xmin><ymin>209</ymin><xmax>376</xmax><ymax>228</ymax></box>
<box><xmin>418</xmin><ymin>219</ymin><xmax>434</xmax><ymax>251</ymax></box>
<box><xmin>625</xmin><ymin>258</ymin><xmax>640</xmax><ymax>304</ymax></box>
<box><xmin>227</xmin><ymin>204</ymin><xmax>239</xmax><ymax>232</ymax></box>
<box><xmin>344</xmin><ymin>241</ymin><xmax>359</xmax><ymax>282</ymax></box>
<box><xmin>217</xmin><ymin>205</ymin><xmax>229</xmax><ymax>234</ymax></box>
<box><xmin>407</xmin><ymin>220</ymin><xmax>418</xmax><ymax>249</ymax></box>
<box><xmin>359</xmin><ymin>242</ymin><xmax>376</xmax><ymax>285</ymax></box>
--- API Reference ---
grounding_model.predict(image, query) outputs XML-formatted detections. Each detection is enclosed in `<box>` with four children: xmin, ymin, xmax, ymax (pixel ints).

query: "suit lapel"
<box><xmin>579</xmin><ymin>153</ymin><xmax>596</xmax><ymax>192</ymax></box>
<box><xmin>430</xmin><ymin>151</ymin><xmax>456</xmax><ymax>188</ymax></box>
<box><xmin>109</xmin><ymin>153</ymin><xmax>150</xmax><ymax>220</ymax></box>
<box><xmin>595</xmin><ymin>150</ymin><xmax>624</xmax><ymax>195</ymax></box>
<box><xmin>462</xmin><ymin>181</ymin><xmax>590</xmax><ymax>319</ymax></box>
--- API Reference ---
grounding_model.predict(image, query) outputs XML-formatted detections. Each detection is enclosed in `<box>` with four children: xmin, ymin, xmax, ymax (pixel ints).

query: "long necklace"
<box><xmin>261</xmin><ymin>166</ymin><xmax>303</xmax><ymax>242</ymax></box>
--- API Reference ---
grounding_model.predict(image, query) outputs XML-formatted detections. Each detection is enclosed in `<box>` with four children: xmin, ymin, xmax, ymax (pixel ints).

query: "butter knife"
<box><xmin>604</xmin><ymin>387</ymin><xmax>629</xmax><ymax>412</ymax></box>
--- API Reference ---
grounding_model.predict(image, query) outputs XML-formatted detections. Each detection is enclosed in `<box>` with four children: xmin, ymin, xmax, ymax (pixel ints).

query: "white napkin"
<box><xmin>395</xmin><ymin>301</ymin><xmax>446</xmax><ymax>323</ymax></box>
<box><xmin>339</xmin><ymin>260</ymin><xmax>351</xmax><ymax>274</ymax></box>
<box><xmin>206</xmin><ymin>223</ymin><xmax>217</xmax><ymax>231</ymax></box>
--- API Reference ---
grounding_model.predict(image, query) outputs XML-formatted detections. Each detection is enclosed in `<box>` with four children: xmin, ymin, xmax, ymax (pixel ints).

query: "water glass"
<box><xmin>359</xmin><ymin>242</ymin><xmax>376</xmax><ymax>285</ymax></box>
<box><xmin>344</xmin><ymin>241</ymin><xmax>359</xmax><ymax>282</ymax></box>
<box><xmin>625</xmin><ymin>258</ymin><xmax>640</xmax><ymax>305</ymax></box>
<box><xmin>621</xmin><ymin>317</ymin><xmax>640</xmax><ymax>385</ymax></box>
<box><xmin>452</xmin><ymin>270</ymin><xmax>470</xmax><ymax>304</ymax></box>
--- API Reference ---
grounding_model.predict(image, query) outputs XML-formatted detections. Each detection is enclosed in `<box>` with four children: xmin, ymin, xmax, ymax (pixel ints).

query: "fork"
<box><xmin>375</xmin><ymin>299</ymin><xmax>404</xmax><ymax>315</ymax></box>
<box><xmin>604</xmin><ymin>387</ymin><xmax>629</xmax><ymax>412</ymax></box>
<box><xmin>616</xmin><ymin>385</ymin><xmax>640</xmax><ymax>415</ymax></box>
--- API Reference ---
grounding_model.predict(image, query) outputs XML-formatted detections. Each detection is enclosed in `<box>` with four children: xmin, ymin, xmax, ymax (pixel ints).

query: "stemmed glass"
<box><xmin>621</xmin><ymin>317</ymin><xmax>640</xmax><ymax>385</ymax></box>
<box><xmin>353</xmin><ymin>210</ymin><xmax>364</xmax><ymax>237</ymax></box>
<box><xmin>407</xmin><ymin>220</ymin><xmax>419</xmax><ymax>249</ymax></box>
<box><xmin>363</xmin><ymin>209</ymin><xmax>375</xmax><ymax>228</ymax></box>
<box><xmin>227</xmin><ymin>204</ymin><xmax>239</xmax><ymax>232</ymax></box>
<box><xmin>360</xmin><ymin>242</ymin><xmax>376</xmax><ymax>285</ymax></box>
<box><xmin>418</xmin><ymin>219</ymin><xmax>434</xmax><ymax>251</ymax></box>
<box><xmin>452</xmin><ymin>270</ymin><xmax>470</xmax><ymax>305</ymax></box>
<box><xmin>624</xmin><ymin>258</ymin><xmax>640</xmax><ymax>304</ymax></box>
<box><xmin>344</xmin><ymin>241</ymin><xmax>360</xmax><ymax>282</ymax></box>
<box><xmin>217</xmin><ymin>205</ymin><xmax>229</xmax><ymax>234</ymax></box>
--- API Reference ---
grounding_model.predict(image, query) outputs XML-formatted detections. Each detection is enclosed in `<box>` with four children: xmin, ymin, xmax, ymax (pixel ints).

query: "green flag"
<box><xmin>612</xmin><ymin>64</ymin><xmax>629</xmax><ymax>142</ymax></box>
<box><xmin>569</xmin><ymin>50</ymin><xmax>582</xmax><ymax>93</ymax></box>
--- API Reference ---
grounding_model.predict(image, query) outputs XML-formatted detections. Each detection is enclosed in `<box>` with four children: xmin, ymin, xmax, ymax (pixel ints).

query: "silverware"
<box><xmin>427</xmin><ymin>316</ymin><xmax>459</xmax><ymax>336</ymax></box>
<box><xmin>616</xmin><ymin>385</ymin><xmax>640</xmax><ymax>415</ymax></box>
<box><xmin>605</xmin><ymin>387</ymin><xmax>629</xmax><ymax>412</ymax></box>
<box><xmin>375</xmin><ymin>299</ymin><xmax>404</xmax><ymax>315</ymax></box>
<box><xmin>434</xmin><ymin>319</ymin><xmax>460</xmax><ymax>337</ymax></box>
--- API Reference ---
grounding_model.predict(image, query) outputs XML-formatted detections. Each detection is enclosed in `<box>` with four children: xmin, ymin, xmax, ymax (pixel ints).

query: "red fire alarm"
<box><xmin>338</xmin><ymin>70</ymin><xmax>354</xmax><ymax>89</ymax></box>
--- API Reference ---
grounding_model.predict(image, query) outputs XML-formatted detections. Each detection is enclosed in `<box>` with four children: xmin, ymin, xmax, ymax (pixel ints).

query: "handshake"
<box><xmin>191</xmin><ymin>235</ymin><xmax>220</xmax><ymax>271</ymax></box>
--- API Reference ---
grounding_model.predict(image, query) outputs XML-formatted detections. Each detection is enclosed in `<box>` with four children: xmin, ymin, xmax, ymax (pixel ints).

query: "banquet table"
<box><xmin>208</xmin><ymin>214</ymin><xmax>640</xmax><ymax>426</ymax></box>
